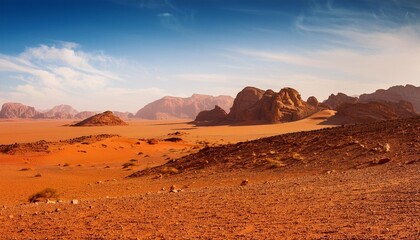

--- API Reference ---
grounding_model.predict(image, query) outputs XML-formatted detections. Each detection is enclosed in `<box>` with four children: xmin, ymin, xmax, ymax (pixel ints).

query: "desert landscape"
<box><xmin>1</xmin><ymin>0</ymin><xmax>420</xmax><ymax>239</ymax></box>
<box><xmin>0</xmin><ymin>85</ymin><xmax>419</xmax><ymax>239</ymax></box>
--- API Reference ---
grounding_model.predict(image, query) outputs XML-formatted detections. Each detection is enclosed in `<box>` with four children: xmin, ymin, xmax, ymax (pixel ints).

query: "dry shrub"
<box><xmin>122</xmin><ymin>161</ymin><xmax>137</xmax><ymax>169</ymax></box>
<box><xmin>28</xmin><ymin>188</ymin><xmax>58</xmax><ymax>203</ymax></box>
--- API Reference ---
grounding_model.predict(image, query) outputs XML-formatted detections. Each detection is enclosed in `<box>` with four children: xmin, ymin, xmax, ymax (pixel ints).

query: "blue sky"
<box><xmin>0</xmin><ymin>0</ymin><xmax>419</xmax><ymax>112</ymax></box>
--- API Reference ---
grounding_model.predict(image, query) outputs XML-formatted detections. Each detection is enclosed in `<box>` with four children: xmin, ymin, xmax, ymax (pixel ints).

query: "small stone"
<box><xmin>241</xmin><ymin>179</ymin><xmax>249</xmax><ymax>186</ymax></box>
<box><xmin>383</xmin><ymin>143</ymin><xmax>390</xmax><ymax>152</ymax></box>
<box><xmin>169</xmin><ymin>185</ymin><xmax>180</xmax><ymax>193</ymax></box>
<box><xmin>70</xmin><ymin>199</ymin><xmax>79</xmax><ymax>204</ymax></box>
<box><xmin>55</xmin><ymin>208</ymin><xmax>61</xmax><ymax>212</ymax></box>
<box><xmin>46</xmin><ymin>199</ymin><xmax>56</xmax><ymax>204</ymax></box>
<box><xmin>8</xmin><ymin>215</ymin><xmax>14</xmax><ymax>219</ymax></box>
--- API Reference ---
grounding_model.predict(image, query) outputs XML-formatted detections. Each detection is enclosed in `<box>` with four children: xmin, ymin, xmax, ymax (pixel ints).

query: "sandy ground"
<box><xmin>0</xmin><ymin>110</ymin><xmax>335</xmax><ymax>144</ymax></box>
<box><xmin>1</xmin><ymin>111</ymin><xmax>418</xmax><ymax>239</ymax></box>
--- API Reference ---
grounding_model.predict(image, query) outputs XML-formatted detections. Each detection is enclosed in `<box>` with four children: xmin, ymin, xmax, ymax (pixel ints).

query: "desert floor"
<box><xmin>0</xmin><ymin>111</ymin><xmax>419</xmax><ymax>239</ymax></box>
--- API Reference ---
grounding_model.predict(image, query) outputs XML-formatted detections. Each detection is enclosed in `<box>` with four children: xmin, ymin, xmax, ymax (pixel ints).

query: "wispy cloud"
<box><xmin>0</xmin><ymin>43</ymin><xmax>166</xmax><ymax>111</ymax></box>
<box><xmin>229</xmin><ymin>1</ymin><xmax>420</xmax><ymax>99</ymax></box>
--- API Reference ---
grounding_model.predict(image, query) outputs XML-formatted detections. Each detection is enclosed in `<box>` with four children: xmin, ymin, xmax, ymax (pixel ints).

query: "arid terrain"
<box><xmin>0</xmin><ymin>110</ymin><xmax>418</xmax><ymax>239</ymax></box>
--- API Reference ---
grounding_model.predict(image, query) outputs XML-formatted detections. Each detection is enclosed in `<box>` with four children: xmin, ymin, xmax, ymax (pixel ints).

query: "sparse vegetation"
<box><xmin>34</xmin><ymin>173</ymin><xmax>42</xmax><ymax>177</ymax></box>
<box><xmin>63</xmin><ymin>163</ymin><xmax>70</xmax><ymax>167</ymax></box>
<box><xmin>28</xmin><ymin>188</ymin><xmax>58</xmax><ymax>203</ymax></box>
<box><xmin>122</xmin><ymin>160</ymin><xmax>138</xmax><ymax>169</ymax></box>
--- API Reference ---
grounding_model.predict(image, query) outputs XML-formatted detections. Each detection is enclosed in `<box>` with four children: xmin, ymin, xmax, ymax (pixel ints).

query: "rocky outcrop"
<box><xmin>227</xmin><ymin>87</ymin><xmax>322</xmax><ymax>123</ymax></box>
<box><xmin>193</xmin><ymin>105</ymin><xmax>227</xmax><ymax>124</ymax></box>
<box><xmin>359</xmin><ymin>84</ymin><xmax>420</xmax><ymax>113</ymax></box>
<box><xmin>135</xmin><ymin>94</ymin><xmax>234</xmax><ymax>120</ymax></box>
<box><xmin>72</xmin><ymin>111</ymin><xmax>127</xmax><ymax>127</ymax></box>
<box><xmin>323</xmin><ymin>93</ymin><xmax>359</xmax><ymax>109</ymax></box>
<box><xmin>325</xmin><ymin>101</ymin><xmax>418</xmax><ymax>125</ymax></box>
<box><xmin>0</xmin><ymin>103</ymin><xmax>40</xmax><ymax>118</ymax></box>
<box><xmin>35</xmin><ymin>104</ymin><xmax>79</xmax><ymax>119</ymax></box>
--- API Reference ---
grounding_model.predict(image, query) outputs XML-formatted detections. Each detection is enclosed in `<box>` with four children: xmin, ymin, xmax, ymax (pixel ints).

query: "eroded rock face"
<box><xmin>326</xmin><ymin>100</ymin><xmax>418</xmax><ymax>125</ymax></box>
<box><xmin>227</xmin><ymin>87</ymin><xmax>265</xmax><ymax>121</ymax></box>
<box><xmin>194</xmin><ymin>105</ymin><xmax>227</xmax><ymax>124</ymax></box>
<box><xmin>0</xmin><ymin>103</ymin><xmax>40</xmax><ymax>118</ymax></box>
<box><xmin>359</xmin><ymin>84</ymin><xmax>420</xmax><ymax>113</ymax></box>
<box><xmin>72</xmin><ymin>111</ymin><xmax>127</xmax><ymax>126</ymax></box>
<box><xmin>35</xmin><ymin>105</ymin><xmax>79</xmax><ymax>119</ymax></box>
<box><xmin>323</xmin><ymin>93</ymin><xmax>359</xmax><ymax>109</ymax></box>
<box><xmin>227</xmin><ymin>87</ymin><xmax>322</xmax><ymax>123</ymax></box>
<box><xmin>135</xmin><ymin>94</ymin><xmax>234</xmax><ymax>120</ymax></box>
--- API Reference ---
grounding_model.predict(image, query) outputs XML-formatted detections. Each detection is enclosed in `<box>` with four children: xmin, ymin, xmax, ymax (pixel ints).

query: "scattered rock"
<box><xmin>376</xmin><ymin>158</ymin><xmax>391</xmax><ymax>165</ymax></box>
<box><xmin>241</xmin><ymin>179</ymin><xmax>249</xmax><ymax>186</ymax></box>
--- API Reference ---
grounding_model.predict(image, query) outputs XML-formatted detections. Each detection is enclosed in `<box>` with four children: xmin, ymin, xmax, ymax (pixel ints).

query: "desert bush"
<box><xmin>34</xmin><ymin>173</ymin><xmax>42</xmax><ymax>177</ymax></box>
<box><xmin>28</xmin><ymin>188</ymin><xmax>58</xmax><ymax>203</ymax></box>
<box><xmin>122</xmin><ymin>162</ymin><xmax>137</xmax><ymax>169</ymax></box>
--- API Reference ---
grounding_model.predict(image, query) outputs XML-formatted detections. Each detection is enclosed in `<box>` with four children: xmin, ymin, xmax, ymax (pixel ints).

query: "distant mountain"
<box><xmin>226</xmin><ymin>86</ymin><xmax>323</xmax><ymax>123</ymax></box>
<box><xmin>72</xmin><ymin>111</ymin><xmax>127</xmax><ymax>126</ymax></box>
<box><xmin>135</xmin><ymin>94</ymin><xmax>234</xmax><ymax>119</ymax></box>
<box><xmin>359</xmin><ymin>84</ymin><xmax>420</xmax><ymax>113</ymax></box>
<box><xmin>325</xmin><ymin>101</ymin><xmax>418</xmax><ymax>125</ymax></box>
<box><xmin>112</xmin><ymin>111</ymin><xmax>134</xmax><ymax>119</ymax></box>
<box><xmin>0</xmin><ymin>103</ymin><xmax>40</xmax><ymax>118</ymax></box>
<box><xmin>35</xmin><ymin>104</ymin><xmax>79</xmax><ymax>119</ymax></box>
<box><xmin>323</xmin><ymin>93</ymin><xmax>359</xmax><ymax>110</ymax></box>
<box><xmin>74</xmin><ymin>111</ymin><xmax>97</xmax><ymax>119</ymax></box>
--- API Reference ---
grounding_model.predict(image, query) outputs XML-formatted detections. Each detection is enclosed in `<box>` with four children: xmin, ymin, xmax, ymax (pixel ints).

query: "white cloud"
<box><xmin>0</xmin><ymin>43</ymin><xmax>165</xmax><ymax>112</ymax></box>
<box><xmin>230</xmin><ymin>7</ymin><xmax>420</xmax><ymax>99</ymax></box>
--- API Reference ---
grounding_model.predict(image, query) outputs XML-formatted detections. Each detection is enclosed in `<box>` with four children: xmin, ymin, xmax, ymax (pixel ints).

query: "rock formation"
<box><xmin>134</xmin><ymin>94</ymin><xmax>234</xmax><ymax>120</ymax></box>
<box><xmin>72</xmin><ymin>111</ymin><xmax>127</xmax><ymax>126</ymax></box>
<box><xmin>35</xmin><ymin>104</ymin><xmax>79</xmax><ymax>119</ymax></box>
<box><xmin>323</xmin><ymin>93</ymin><xmax>359</xmax><ymax>109</ymax></box>
<box><xmin>193</xmin><ymin>105</ymin><xmax>228</xmax><ymax>124</ymax></box>
<box><xmin>227</xmin><ymin>87</ymin><xmax>322</xmax><ymax>123</ymax></box>
<box><xmin>359</xmin><ymin>84</ymin><xmax>420</xmax><ymax>113</ymax></box>
<box><xmin>0</xmin><ymin>103</ymin><xmax>40</xmax><ymax>118</ymax></box>
<box><xmin>325</xmin><ymin>101</ymin><xmax>418</xmax><ymax>125</ymax></box>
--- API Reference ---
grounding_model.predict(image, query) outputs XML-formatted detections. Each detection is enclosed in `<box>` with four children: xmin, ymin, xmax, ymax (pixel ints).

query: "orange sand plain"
<box><xmin>0</xmin><ymin>110</ymin><xmax>335</xmax><ymax>206</ymax></box>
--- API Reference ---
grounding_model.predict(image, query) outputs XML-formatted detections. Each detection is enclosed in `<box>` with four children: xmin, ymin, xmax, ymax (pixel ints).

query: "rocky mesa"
<box><xmin>324</xmin><ymin>100</ymin><xmax>418</xmax><ymax>125</ymax></box>
<box><xmin>226</xmin><ymin>86</ymin><xmax>323</xmax><ymax>123</ymax></box>
<box><xmin>0</xmin><ymin>102</ymin><xmax>40</xmax><ymax>118</ymax></box>
<box><xmin>134</xmin><ymin>94</ymin><xmax>234</xmax><ymax>120</ymax></box>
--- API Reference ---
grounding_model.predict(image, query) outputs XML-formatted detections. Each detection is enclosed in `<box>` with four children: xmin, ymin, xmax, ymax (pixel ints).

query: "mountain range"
<box><xmin>0</xmin><ymin>84</ymin><xmax>418</xmax><ymax>122</ymax></box>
